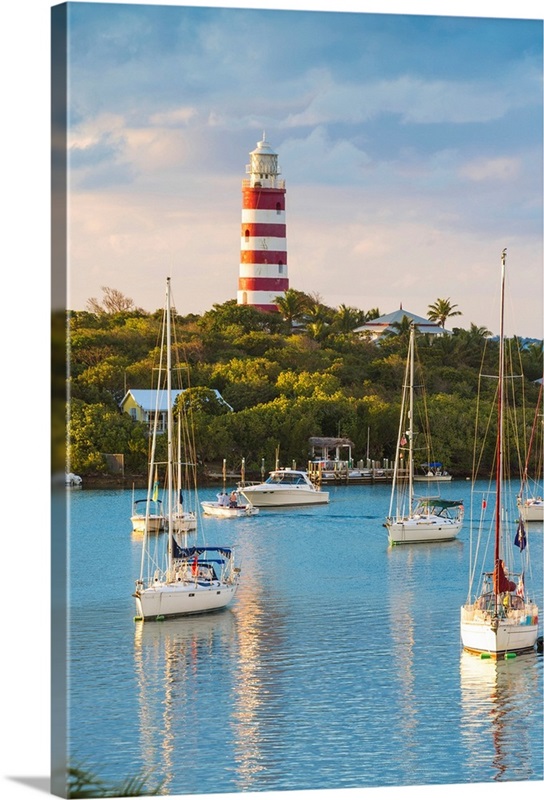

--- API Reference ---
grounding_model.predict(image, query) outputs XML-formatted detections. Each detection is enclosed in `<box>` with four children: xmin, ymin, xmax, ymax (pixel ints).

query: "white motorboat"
<box><xmin>413</xmin><ymin>462</ymin><xmax>452</xmax><ymax>482</ymax></box>
<box><xmin>385</xmin><ymin>324</ymin><xmax>463</xmax><ymax>545</ymax></box>
<box><xmin>133</xmin><ymin>278</ymin><xmax>240</xmax><ymax>621</ymax></box>
<box><xmin>239</xmin><ymin>468</ymin><xmax>329</xmax><ymax>507</ymax></box>
<box><xmin>201</xmin><ymin>491</ymin><xmax>259</xmax><ymax>518</ymax></box>
<box><xmin>460</xmin><ymin>250</ymin><xmax>539</xmax><ymax>657</ymax></box>
<box><xmin>131</xmin><ymin>496</ymin><xmax>164</xmax><ymax>534</ymax></box>
<box><xmin>201</xmin><ymin>458</ymin><xmax>259</xmax><ymax>517</ymax></box>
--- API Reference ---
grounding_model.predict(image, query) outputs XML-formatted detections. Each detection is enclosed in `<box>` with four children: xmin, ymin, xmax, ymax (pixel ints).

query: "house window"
<box><xmin>130</xmin><ymin>408</ymin><xmax>137</xmax><ymax>420</ymax></box>
<box><xmin>276</xmin><ymin>202</ymin><xmax>281</xmax><ymax>214</ymax></box>
<box><xmin>278</xmin><ymin>264</ymin><xmax>284</xmax><ymax>275</ymax></box>
<box><xmin>242</xmin><ymin>292</ymin><xmax>248</xmax><ymax>304</ymax></box>
<box><xmin>245</xmin><ymin>229</ymin><xmax>250</xmax><ymax>242</ymax></box>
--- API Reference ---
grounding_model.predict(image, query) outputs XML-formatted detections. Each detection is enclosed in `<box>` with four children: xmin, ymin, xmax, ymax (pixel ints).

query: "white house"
<box><xmin>354</xmin><ymin>306</ymin><xmax>450</xmax><ymax>340</ymax></box>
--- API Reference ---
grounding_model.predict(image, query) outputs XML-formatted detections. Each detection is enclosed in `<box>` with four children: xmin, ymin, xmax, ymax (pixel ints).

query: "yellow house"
<box><xmin>120</xmin><ymin>389</ymin><xmax>232</xmax><ymax>431</ymax></box>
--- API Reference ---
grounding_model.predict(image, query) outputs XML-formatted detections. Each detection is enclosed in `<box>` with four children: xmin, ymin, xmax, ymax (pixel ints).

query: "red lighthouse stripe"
<box><xmin>241</xmin><ymin>223</ymin><xmax>286</xmax><ymax>238</ymax></box>
<box><xmin>241</xmin><ymin>251</ymin><xmax>287</xmax><ymax>264</ymax></box>
<box><xmin>238</xmin><ymin>277</ymin><xmax>290</xmax><ymax>292</ymax></box>
<box><xmin>243</xmin><ymin>188</ymin><xmax>286</xmax><ymax>211</ymax></box>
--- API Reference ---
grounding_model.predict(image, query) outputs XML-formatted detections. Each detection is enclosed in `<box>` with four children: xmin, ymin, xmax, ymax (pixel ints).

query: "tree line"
<box><xmin>60</xmin><ymin>287</ymin><xmax>543</xmax><ymax>480</ymax></box>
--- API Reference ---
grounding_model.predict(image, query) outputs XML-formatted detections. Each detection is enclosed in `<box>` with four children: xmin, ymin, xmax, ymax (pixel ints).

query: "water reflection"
<box><xmin>460</xmin><ymin>650</ymin><xmax>541</xmax><ymax>782</ymax></box>
<box><xmin>132</xmin><ymin>524</ymin><xmax>290</xmax><ymax>795</ymax></box>
<box><xmin>133</xmin><ymin>610</ymin><xmax>237</xmax><ymax>794</ymax></box>
<box><xmin>387</xmin><ymin>544</ymin><xmax>418</xmax><ymax>771</ymax></box>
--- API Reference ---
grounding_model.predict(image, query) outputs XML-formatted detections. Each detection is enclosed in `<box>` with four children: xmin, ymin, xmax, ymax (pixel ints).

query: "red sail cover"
<box><xmin>493</xmin><ymin>559</ymin><xmax>516</xmax><ymax>593</ymax></box>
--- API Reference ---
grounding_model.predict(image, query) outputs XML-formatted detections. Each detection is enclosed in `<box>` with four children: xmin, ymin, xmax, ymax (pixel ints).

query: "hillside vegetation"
<box><xmin>58</xmin><ymin>290</ymin><xmax>543</xmax><ymax>481</ymax></box>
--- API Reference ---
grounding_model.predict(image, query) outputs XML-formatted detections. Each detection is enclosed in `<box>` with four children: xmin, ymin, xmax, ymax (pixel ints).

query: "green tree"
<box><xmin>274</xmin><ymin>288</ymin><xmax>308</xmax><ymax>331</ymax></box>
<box><xmin>427</xmin><ymin>297</ymin><xmax>462</xmax><ymax>328</ymax></box>
<box><xmin>69</xmin><ymin>400</ymin><xmax>148</xmax><ymax>474</ymax></box>
<box><xmin>175</xmin><ymin>386</ymin><xmax>231</xmax><ymax>416</ymax></box>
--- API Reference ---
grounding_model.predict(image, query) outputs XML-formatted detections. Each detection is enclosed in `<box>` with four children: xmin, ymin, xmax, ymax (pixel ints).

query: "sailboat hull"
<box><xmin>172</xmin><ymin>512</ymin><xmax>197</xmax><ymax>533</ymax></box>
<box><xmin>134</xmin><ymin>581</ymin><xmax>238</xmax><ymax>620</ymax></box>
<box><xmin>460</xmin><ymin>607</ymin><xmax>539</xmax><ymax>656</ymax></box>
<box><xmin>386</xmin><ymin>517</ymin><xmax>462</xmax><ymax>545</ymax></box>
<box><xmin>517</xmin><ymin>499</ymin><xmax>544</xmax><ymax>521</ymax></box>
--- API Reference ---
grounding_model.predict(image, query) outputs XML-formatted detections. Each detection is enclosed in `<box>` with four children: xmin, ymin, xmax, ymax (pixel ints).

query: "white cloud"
<box><xmin>460</xmin><ymin>157</ymin><xmax>521</xmax><ymax>182</ymax></box>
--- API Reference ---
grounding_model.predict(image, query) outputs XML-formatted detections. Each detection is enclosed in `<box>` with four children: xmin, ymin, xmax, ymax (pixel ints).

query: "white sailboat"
<box><xmin>171</xmin><ymin>416</ymin><xmax>197</xmax><ymax>534</ymax></box>
<box><xmin>385</xmin><ymin>324</ymin><xmax>464</xmax><ymax>545</ymax></box>
<box><xmin>517</xmin><ymin>382</ymin><xmax>543</xmax><ymax>522</ymax></box>
<box><xmin>460</xmin><ymin>250</ymin><xmax>539</xmax><ymax>656</ymax></box>
<box><xmin>133</xmin><ymin>278</ymin><xmax>240</xmax><ymax>621</ymax></box>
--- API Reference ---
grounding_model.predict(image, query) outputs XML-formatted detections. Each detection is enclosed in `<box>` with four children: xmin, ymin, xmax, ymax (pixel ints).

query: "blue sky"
<box><xmin>53</xmin><ymin>1</ymin><xmax>543</xmax><ymax>337</ymax></box>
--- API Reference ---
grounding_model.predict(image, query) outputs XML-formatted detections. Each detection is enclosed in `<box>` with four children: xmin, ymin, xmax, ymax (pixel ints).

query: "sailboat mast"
<box><xmin>408</xmin><ymin>324</ymin><xmax>415</xmax><ymax>512</ymax></box>
<box><xmin>495</xmin><ymin>249</ymin><xmax>507</xmax><ymax>574</ymax></box>
<box><xmin>166</xmin><ymin>277</ymin><xmax>174</xmax><ymax>571</ymax></box>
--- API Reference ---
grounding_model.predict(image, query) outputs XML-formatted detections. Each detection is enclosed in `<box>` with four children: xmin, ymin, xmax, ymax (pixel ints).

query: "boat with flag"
<box><xmin>460</xmin><ymin>250</ymin><xmax>539</xmax><ymax>657</ymax></box>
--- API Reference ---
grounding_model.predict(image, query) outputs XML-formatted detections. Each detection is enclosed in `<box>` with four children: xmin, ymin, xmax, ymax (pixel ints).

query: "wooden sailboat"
<box><xmin>385</xmin><ymin>324</ymin><xmax>464</xmax><ymax>544</ymax></box>
<box><xmin>460</xmin><ymin>250</ymin><xmax>539</xmax><ymax>656</ymax></box>
<box><xmin>133</xmin><ymin>278</ymin><xmax>240</xmax><ymax>621</ymax></box>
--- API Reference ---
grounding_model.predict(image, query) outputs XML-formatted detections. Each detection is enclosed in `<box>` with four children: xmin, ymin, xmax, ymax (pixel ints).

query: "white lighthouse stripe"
<box><xmin>239</xmin><ymin>264</ymin><xmax>288</xmax><ymax>279</ymax></box>
<box><xmin>237</xmin><ymin>290</ymin><xmax>285</xmax><ymax>306</ymax></box>
<box><xmin>241</xmin><ymin>209</ymin><xmax>285</xmax><ymax>225</ymax></box>
<box><xmin>240</xmin><ymin>237</ymin><xmax>287</xmax><ymax>251</ymax></box>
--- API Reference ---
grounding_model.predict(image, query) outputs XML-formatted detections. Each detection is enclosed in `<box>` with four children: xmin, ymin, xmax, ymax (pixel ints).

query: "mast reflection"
<box><xmin>459</xmin><ymin>650</ymin><xmax>540</xmax><ymax>782</ymax></box>
<box><xmin>133</xmin><ymin>610</ymin><xmax>237</xmax><ymax>794</ymax></box>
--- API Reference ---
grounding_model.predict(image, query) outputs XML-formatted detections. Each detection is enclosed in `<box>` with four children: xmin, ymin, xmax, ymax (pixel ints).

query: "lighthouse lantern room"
<box><xmin>237</xmin><ymin>134</ymin><xmax>289</xmax><ymax>311</ymax></box>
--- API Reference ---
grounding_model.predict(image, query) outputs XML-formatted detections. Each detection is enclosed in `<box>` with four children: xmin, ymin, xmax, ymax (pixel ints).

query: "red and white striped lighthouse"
<box><xmin>237</xmin><ymin>134</ymin><xmax>289</xmax><ymax>311</ymax></box>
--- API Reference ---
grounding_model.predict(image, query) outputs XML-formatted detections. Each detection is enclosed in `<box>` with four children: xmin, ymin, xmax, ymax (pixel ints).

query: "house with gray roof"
<box><xmin>353</xmin><ymin>306</ymin><xmax>450</xmax><ymax>340</ymax></box>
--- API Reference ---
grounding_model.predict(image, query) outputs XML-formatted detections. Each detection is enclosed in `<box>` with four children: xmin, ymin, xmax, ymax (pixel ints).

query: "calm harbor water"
<box><xmin>67</xmin><ymin>481</ymin><xmax>543</xmax><ymax>796</ymax></box>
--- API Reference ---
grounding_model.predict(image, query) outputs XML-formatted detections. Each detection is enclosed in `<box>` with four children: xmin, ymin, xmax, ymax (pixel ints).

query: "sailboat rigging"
<box><xmin>385</xmin><ymin>323</ymin><xmax>464</xmax><ymax>544</ymax></box>
<box><xmin>133</xmin><ymin>278</ymin><xmax>240</xmax><ymax>621</ymax></box>
<box><xmin>517</xmin><ymin>381</ymin><xmax>543</xmax><ymax>522</ymax></box>
<box><xmin>460</xmin><ymin>249</ymin><xmax>539</xmax><ymax>657</ymax></box>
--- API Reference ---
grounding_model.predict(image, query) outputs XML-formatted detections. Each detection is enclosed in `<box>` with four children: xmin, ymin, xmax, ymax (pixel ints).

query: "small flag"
<box><xmin>516</xmin><ymin>572</ymin><xmax>525</xmax><ymax>599</ymax></box>
<box><xmin>152</xmin><ymin>479</ymin><xmax>159</xmax><ymax>503</ymax></box>
<box><xmin>482</xmin><ymin>499</ymin><xmax>487</xmax><ymax>510</ymax></box>
<box><xmin>191</xmin><ymin>554</ymin><xmax>199</xmax><ymax>576</ymax></box>
<box><xmin>514</xmin><ymin>520</ymin><xmax>526</xmax><ymax>551</ymax></box>
<box><xmin>400</xmin><ymin>436</ymin><xmax>407</xmax><ymax>446</ymax></box>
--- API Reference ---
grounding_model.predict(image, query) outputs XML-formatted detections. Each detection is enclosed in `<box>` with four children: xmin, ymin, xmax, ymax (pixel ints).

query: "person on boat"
<box><xmin>218</xmin><ymin>492</ymin><xmax>229</xmax><ymax>507</ymax></box>
<box><xmin>229</xmin><ymin>490</ymin><xmax>238</xmax><ymax>508</ymax></box>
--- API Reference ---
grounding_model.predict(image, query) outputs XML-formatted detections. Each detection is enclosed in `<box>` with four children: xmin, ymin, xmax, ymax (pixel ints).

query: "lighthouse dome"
<box><xmin>250</xmin><ymin>133</ymin><xmax>276</xmax><ymax>156</ymax></box>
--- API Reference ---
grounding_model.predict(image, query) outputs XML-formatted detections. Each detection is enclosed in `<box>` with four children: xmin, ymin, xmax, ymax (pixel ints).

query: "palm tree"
<box><xmin>333</xmin><ymin>304</ymin><xmax>362</xmax><ymax>334</ymax></box>
<box><xmin>274</xmin><ymin>289</ymin><xmax>307</xmax><ymax>331</ymax></box>
<box><xmin>427</xmin><ymin>297</ymin><xmax>462</xmax><ymax>328</ymax></box>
